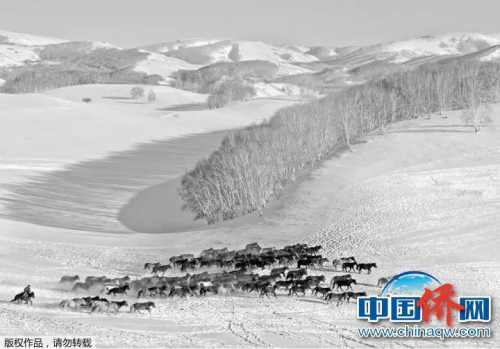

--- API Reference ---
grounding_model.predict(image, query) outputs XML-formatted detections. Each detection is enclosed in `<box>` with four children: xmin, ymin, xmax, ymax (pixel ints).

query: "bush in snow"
<box><xmin>130</xmin><ymin>86</ymin><xmax>144</xmax><ymax>99</ymax></box>
<box><xmin>148</xmin><ymin>90</ymin><xmax>156</xmax><ymax>103</ymax></box>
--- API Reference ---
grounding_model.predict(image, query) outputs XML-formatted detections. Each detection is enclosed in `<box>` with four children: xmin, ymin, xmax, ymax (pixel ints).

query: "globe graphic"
<box><xmin>380</xmin><ymin>271</ymin><xmax>441</xmax><ymax>296</ymax></box>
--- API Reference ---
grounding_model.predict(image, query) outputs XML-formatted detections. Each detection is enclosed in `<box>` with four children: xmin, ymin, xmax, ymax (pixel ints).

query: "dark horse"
<box><xmin>333</xmin><ymin>279</ymin><xmax>357</xmax><ymax>291</ymax></box>
<box><xmin>342</xmin><ymin>262</ymin><xmax>358</xmax><ymax>272</ymax></box>
<box><xmin>130</xmin><ymin>302</ymin><xmax>155</xmax><ymax>314</ymax></box>
<box><xmin>107</xmin><ymin>284</ymin><xmax>130</xmax><ymax>296</ymax></box>
<box><xmin>357</xmin><ymin>263</ymin><xmax>377</xmax><ymax>274</ymax></box>
<box><xmin>11</xmin><ymin>292</ymin><xmax>35</xmax><ymax>305</ymax></box>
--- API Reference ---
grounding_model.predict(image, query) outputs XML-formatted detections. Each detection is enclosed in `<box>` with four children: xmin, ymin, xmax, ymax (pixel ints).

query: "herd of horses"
<box><xmin>11</xmin><ymin>242</ymin><xmax>389</xmax><ymax>314</ymax></box>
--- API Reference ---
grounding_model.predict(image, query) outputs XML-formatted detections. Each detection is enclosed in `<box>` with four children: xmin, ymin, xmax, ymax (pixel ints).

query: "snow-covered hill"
<box><xmin>3</xmin><ymin>29</ymin><xmax>500</xmax><ymax>89</ymax></box>
<box><xmin>142</xmin><ymin>39</ymin><xmax>318</xmax><ymax>66</ymax></box>
<box><xmin>479</xmin><ymin>44</ymin><xmax>500</xmax><ymax>61</ymax></box>
<box><xmin>0</xmin><ymin>30</ymin><xmax>118</xmax><ymax>67</ymax></box>
<box><xmin>0</xmin><ymin>44</ymin><xmax>39</xmax><ymax>67</ymax></box>
<box><xmin>140</xmin><ymin>38</ymin><xmax>228</xmax><ymax>53</ymax></box>
<box><xmin>0</xmin><ymin>30</ymin><xmax>67</xmax><ymax>67</ymax></box>
<box><xmin>134</xmin><ymin>51</ymin><xmax>200</xmax><ymax>82</ymax></box>
<box><xmin>323</xmin><ymin>32</ymin><xmax>500</xmax><ymax>67</ymax></box>
<box><xmin>0</xmin><ymin>29</ymin><xmax>67</xmax><ymax>46</ymax></box>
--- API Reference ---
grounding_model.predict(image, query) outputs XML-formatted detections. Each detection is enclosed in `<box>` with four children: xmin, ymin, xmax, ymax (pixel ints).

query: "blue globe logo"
<box><xmin>380</xmin><ymin>271</ymin><xmax>441</xmax><ymax>296</ymax></box>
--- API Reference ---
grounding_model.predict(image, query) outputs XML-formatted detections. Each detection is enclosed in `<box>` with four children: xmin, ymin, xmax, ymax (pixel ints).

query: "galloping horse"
<box><xmin>11</xmin><ymin>292</ymin><xmax>35</xmax><ymax>305</ymax></box>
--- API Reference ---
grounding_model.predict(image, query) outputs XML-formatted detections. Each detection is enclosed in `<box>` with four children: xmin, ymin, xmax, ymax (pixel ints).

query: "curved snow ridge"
<box><xmin>237</xmin><ymin>40</ymin><xmax>318</xmax><ymax>63</ymax></box>
<box><xmin>349</xmin><ymin>32</ymin><xmax>500</xmax><ymax>64</ymax></box>
<box><xmin>480</xmin><ymin>46</ymin><xmax>500</xmax><ymax>61</ymax></box>
<box><xmin>0</xmin><ymin>158</ymin><xmax>71</xmax><ymax>172</ymax></box>
<box><xmin>140</xmin><ymin>38</ymin><xmax>229</xmax><ymax>53</ymax></box>
<box><xmin>134</xmin><ymin>51</ymin><xmax>200</xmax><ymax>81</ymax></box>
<box><xmin>0</xmin><ymin>29</ymin><xmax>67</xmax><ymax>46</ymax></box>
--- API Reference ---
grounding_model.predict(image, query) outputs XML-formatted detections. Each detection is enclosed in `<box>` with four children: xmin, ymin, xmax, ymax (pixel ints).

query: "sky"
<box><xmin>1</xmin><ymin>0</ymin><xmax>500</xmax><ymax>48</ymax></box>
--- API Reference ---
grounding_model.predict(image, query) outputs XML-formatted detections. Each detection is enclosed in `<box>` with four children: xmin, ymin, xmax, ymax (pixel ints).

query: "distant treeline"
<box><xmin>180</xmin><ymin>61</ymin><xmax>500</xmax><ymax>224</ymax></box>
<box><xmin>172</xmin><ymin>60</ymin><xmax>277</xmax><ymax>108</ymax></box>
<box><xmin>0</xmin><ymin>47</ymin><xmax>163</xmax><ymax>93</ymax></box>
<box><xmin>172</xmin><ymin>60</ymin><xmax>277</xmax><ymax>93</ymax></box>
<box><xmin>206</xmin><ymin>79</ymin><xmax>256</xmax><ymax>109</ymax></box>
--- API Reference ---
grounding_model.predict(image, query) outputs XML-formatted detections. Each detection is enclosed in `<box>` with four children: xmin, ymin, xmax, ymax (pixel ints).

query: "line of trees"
<box><xmin>180</xmin><ymin>60</ymin><xmax>500</xmax><ymax>224</ymax></box>
<box><xmin>172</xmin><ymin>60</ymin><xmax>278</xmax><ymax>94</ymax></box>
<box><xmin>0</xmin><ymin>64</ymin><xmax>162</xmax><ymax>94</ymax></box>
<box><xmin>0</xmin><ymin>47</ymin><xmax>163</xmax><ymax>94</ymax></box>
<box><xmin>180</xmin><ymin>62</ymin><xmax>500</xmax><ymax>224</ymax></box>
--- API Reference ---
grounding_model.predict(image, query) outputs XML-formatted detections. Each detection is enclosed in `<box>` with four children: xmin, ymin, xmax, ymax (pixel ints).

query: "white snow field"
<box><xmin>0</xmin><ymin>84</ymin><xmax>300</xmax><ymax>237</ymax></box>
<box><xmin>0</xmin><ymin>88</ymin><xmax>498</xmax><ymax>348</ymax></box>
<box><xmin>134</xmin><ymin>51</ymin><xmax>201</xmax><ymax>83</ymax></box>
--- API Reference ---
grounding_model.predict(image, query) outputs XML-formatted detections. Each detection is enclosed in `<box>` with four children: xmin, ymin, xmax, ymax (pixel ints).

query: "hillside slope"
<box><xmin>332</xmin><ymin>32</ymin><xmax>500</xmax><ymax>66</ymax></box>
<box><xmin>0</xmin><ymin>29</ymin><xmax>67</xmax><ymax>46</ymax></box>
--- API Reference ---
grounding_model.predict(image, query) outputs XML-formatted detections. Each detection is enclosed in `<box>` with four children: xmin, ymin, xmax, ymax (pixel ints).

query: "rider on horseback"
<box><xmin>22</xmin><ymin>285</ymin><xmax>31</xmax><ymax>299</ymax></box>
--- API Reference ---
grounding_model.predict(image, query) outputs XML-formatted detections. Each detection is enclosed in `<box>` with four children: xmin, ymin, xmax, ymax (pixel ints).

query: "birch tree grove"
<box><xmin>180</xmin><ymin>61</ymin><xmax>500</xmax><ymax>224</ymax></box>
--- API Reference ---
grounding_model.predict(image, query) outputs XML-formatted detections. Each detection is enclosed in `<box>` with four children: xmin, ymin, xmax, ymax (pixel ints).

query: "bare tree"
<box><xmin>459</xmin><ymin>64</ymin><xmax>491</xmax><ymax>132</ymax></box>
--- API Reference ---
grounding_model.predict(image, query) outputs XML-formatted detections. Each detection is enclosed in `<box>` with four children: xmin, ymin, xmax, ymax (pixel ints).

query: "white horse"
<box><xmin>59</xmin><ymin>298</ymin><xmax>86</xmax><ymax>310</ymax></box>
<box><xmin>218</xmin><ymin>284</ymin><xmax>235</xmax><ymax>297</ymax></box>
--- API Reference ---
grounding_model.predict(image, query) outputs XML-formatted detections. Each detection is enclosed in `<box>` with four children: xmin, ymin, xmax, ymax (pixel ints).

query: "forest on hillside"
<box><xmin>180</xmin><ymin>61</ymin><xmax>500</xmax><ymax>224</ymax></box>
<box><xmin>0</xmin><ymin>46</ymin><xmax>162</xmax><ymax>93</ymax></box>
